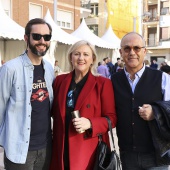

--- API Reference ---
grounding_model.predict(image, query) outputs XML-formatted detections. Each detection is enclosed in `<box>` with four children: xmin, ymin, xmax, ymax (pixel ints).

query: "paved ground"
<box><xmin>0</xmin><ymin>129</ymin><xmax>119</xmax><ymax>170</ymax></box>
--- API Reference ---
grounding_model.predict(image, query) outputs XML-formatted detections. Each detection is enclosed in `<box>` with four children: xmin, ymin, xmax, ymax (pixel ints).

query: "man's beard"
<box><xmin>28</xmin><ymin>39</ymin><xmax>50</xmax><ymax>57</ymax></box>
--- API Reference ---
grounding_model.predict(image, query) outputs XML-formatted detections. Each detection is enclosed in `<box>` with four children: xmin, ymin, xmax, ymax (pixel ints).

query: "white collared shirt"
<box><xmin>124</xmin><ymin>64</ymin><xmax>170</xmax><ymax>101</ymax></box>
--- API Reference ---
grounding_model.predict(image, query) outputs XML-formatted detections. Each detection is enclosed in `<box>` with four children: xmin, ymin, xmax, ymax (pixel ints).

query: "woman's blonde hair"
<box><xmin>67</xmin><ymin>40</ymin><xmax>98</xmax><ymax>75</ymax></box>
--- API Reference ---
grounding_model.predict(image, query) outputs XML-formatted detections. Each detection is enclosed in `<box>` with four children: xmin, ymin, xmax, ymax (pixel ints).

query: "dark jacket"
<box><xmin>112</xmin><ymin>67</ymin><xmax>162</xmax><ymax>152</ymax></box>
<box><xmin>149</xmin><ymin>100</ymin><xmax>170</xmax><ymax>165</ymax></box>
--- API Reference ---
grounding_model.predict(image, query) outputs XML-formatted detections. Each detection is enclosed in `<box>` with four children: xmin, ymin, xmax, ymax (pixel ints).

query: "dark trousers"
<box><xmin>120</xmin><ymin>151</ymin><xmax>169</xmax><ymax>170</ymax></box>
<box><xmin>4</xmin><ymin>144</ymin><xmax>52</xmax><ymax>170</ymax></box>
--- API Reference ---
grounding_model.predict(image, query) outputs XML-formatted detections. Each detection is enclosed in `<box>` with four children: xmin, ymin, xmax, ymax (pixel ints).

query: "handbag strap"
<box><xmin>104</xmin><ymin>116</ymin><xmax>116</xmax><ymax>150</ymax></box>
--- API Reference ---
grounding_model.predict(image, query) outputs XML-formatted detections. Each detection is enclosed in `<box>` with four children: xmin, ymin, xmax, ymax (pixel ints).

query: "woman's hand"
<box><xmin>72</xmin><ymin>117</ymin><xmax>91</xmax><ymax>133</ymax></box>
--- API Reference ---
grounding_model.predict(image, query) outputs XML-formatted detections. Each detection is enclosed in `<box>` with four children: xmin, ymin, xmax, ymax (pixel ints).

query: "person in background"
<box><xmin>159</xmin><ymin>61</ymin><xmax>167</xmax><ymax>70</ymax></box>
<box><xmin>111</xmin><ymin>32</ymin><xmax>170</xmax><ymax>170</ymax></box>
<box><xmin>160</xmin><ymin>64</ymin><xmax>170</xmax><ymax>75</ymax></box>
<box><xmin>144</xmin><ymin>59</ymin><xmax>150</xmax><ymax>67</ymax></box>
<box><xmin>113</xmin><ymin>57</ymin><xmax>121</xmax><ymax>73</ymax></box>
<box><xmin>54</xmin><ymin>60</ymin><xmax>62</xmax><ymax>76</ymax></box>
<box><xmin>103</xmin><ymin>57</ymin><xmax>110</xmax><ymax>75</ymax></box>
<box><xmin>50</xmin><ymin>40</ymin><xmax>117</xmax><ymax>170</ymax></box>
<box><xmin>117</xmin><ymin>62</ymin><xmax>124</xmax><ymax>72</ymax></box>
<box><xmin>97</xmin><ymin>60</ymin><xmax>110</xmax><ymax>78</ymax></box>
<box><xmin>150</xmin><ymin>59</ymin><xmax>158</xmax><ymax>70</ymax></box>
<box><xmin>0</xmin><ymin>18</ymin><xmax>54</xmax><ymax>170</ymax></box>
<box><xmin>107</xmin><ymin>57</ymin><xmax>115</xmax><ymax>76</ymax></box>
<box><xmin>97</xmin><ymin>61</ymin><xmax>101</xmax><ymax>67</ymax></box>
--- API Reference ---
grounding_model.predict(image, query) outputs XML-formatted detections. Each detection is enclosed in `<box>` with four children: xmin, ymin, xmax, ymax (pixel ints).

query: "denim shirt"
<box><xmin>0</xmin><ymin>53</ymin><xmax>54</xmax><ymax>163</ymax></box>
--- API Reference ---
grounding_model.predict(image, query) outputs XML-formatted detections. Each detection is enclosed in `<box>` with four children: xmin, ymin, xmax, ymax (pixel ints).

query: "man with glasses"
<box><xmin>0</xmin><ymin>18</ymin><xmax>54</xmax><ymax>170</ymax></box>
<box><xmin>111</xmin><ymin>32</ymin><xmax>170</xmax><ymax>170</ymax></box>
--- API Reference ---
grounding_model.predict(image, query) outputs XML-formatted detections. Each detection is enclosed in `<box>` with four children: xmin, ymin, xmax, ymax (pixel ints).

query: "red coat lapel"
<box><xmin>58</xmin><ymin>72</ymin><xmax>73</xmax><ymax>117</ymax></box>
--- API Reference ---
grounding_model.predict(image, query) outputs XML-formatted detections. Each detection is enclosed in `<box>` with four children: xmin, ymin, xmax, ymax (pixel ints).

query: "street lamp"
<box><xmin>54</xmin><ymin>0</ymin><xmax>57</xmax><ymax>24</ymax></box>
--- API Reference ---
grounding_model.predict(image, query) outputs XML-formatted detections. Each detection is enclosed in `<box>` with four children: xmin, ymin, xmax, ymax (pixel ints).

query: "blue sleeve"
<box><xmin>162</xmin><ymin>72</ymin><xmax>170</xmax><ymax>101</ymax></box>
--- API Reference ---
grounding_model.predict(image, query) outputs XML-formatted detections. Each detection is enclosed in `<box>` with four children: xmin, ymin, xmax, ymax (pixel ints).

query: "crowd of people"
<box><xmin>0</xmin><ymin>18</ymin><xmax>170</xmax><ymax>170</ymax></box>
<box><xmin>96</xmin><ymin>57</ymin><xmax>170</xmax><ymax>79</ymax></box>
<box><xmin>97</xmin><ymin>57</ymin><xmax>124</xmax><ymax>78</ymax></box>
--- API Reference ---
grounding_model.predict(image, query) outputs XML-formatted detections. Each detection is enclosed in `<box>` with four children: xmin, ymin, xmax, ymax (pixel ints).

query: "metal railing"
<box><xmin>146</xmin><ymin>38</ymin><xmax>158</xmax><ymax>47</ymax></box>
<box><xmin>146</xmin><ymin>37</ymin><xmax>170</xmax><ymax>47</ymax></box>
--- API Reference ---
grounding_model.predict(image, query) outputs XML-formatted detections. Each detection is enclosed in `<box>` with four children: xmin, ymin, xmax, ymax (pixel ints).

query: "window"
<box><xmin>161</xmin><ymin>7</ymin><xmax>169</xmax><ymax>15</ymax></box>
<box><xmin>148</xmin><ymin>28</ymin><xmax>157</xmax><ymax>46</ymax></box>
<box><xmin>81</xmin><ymin>0</ymin><xmax>91</xmax><ymax>9</ymax></box>
<box><xmin>2</xmin><ymin>0</ymin><xmax>11</xmax><ymax>17</ymax></box>
<box><xmin>57</xmin><ymin>10</ymin><xmax>73</xmax><ymax>29</ymax></box>
<box><xmin>57</xmin><ymin>21</ymin><xmax>61</xmax><ymax>26</ymax></box>
<box><xmin>62</xmin><ymin>22</ymin><xmax>65</xmax><ymax>27</ymax></box>
<box><xmin>149</xmin><ymin>5</ymin><xmax>157</xmax><ymax>20</ymax></box>
<box><xmin>67</xmin><ymin>23</ymin><xmax>71</xmax><ymax>28</ymax></box>
<box><xmin>160</xmin><ymin>1</ymin><xmax>169</xmax><ymax>15</ymax></box>
<box><xmin>160</xmin><ymin>27</ymin><xmax>170</xmax><ymax>41</ymax></box>
<box><xmin>90</xmin><ymin>4</ymin><xmax>98</xmax><ymax>16</ymax></box>
<box><xmin>29</xmin><ymin>3</ymin><xmax>42</xmax><ymax>20</ymax></box>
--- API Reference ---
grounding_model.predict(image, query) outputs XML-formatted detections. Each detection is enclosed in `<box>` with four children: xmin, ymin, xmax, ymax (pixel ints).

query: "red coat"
<box><xmin>50</xmin><ymin>71</ymin><xmax>117</xmax><ymax>170</ymax></box>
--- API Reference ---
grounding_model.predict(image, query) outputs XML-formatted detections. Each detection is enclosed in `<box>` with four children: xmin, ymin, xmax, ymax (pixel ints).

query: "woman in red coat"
<box><xmin>50</xmin><ymin>40</ymin><xmax>117</xmax><ymax>170</ymax></box>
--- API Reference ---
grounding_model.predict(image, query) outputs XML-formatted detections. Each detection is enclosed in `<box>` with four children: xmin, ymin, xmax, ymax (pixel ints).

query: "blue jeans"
<box><xmin>120</xmin><ymin>151</ymin><xmax>170</xmax><ymax>170</ymax></box>
<box><xmin>4</xmin><ymin>144</ymin><xmax>52</xmax><ymax>170</ymax></box>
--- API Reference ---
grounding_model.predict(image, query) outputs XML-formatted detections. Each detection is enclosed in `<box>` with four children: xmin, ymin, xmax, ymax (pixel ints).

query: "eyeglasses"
<box><xmin>30</xmin><ymin>33</ymin><xmax>52</xmax><ymax>41</ymax></box>
<box><xmin>121</xmin><ymin>46</ymin><xmax>145</xmax><ymax>53</ymax></box>
<box><xmin>67</xmin><ymin>89</ymin><xmax>75</xmax><ymax>108</ymax></box>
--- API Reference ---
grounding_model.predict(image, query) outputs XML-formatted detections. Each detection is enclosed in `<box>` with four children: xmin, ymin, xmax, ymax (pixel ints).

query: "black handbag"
<box><xmin>93</xmin><ymin>116</ymin><xmax>121</xmax><ymax>170</ymax></box>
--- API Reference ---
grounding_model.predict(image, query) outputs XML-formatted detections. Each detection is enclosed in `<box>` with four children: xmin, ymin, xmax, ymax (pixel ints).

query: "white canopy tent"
<box><xmin>44</xmin><ymin>9</ymin><xmax>79</xmax><ymax>45</ymax></box>
<box><xmin>101</xmin><ymin>25</ymin><xmax>121</xmax><ymax>63</ymax></box>
<box><xmin>71</xmin><ymin>18</ymin><xmax>113</xmax><ymax>49</ymax></box>
<box><xmin>0</xmin><ymin>2</ymin><xmax>24</xmax><ymax>40</ymax></box>
<box><xmin>71</xmin><ymin>19</ymin><xmax>114</xmax><ymax>64</ymax></box>
<box><xmin>0</xmin><ymin>1</ymin><xmax>25</xmax><ymax>64</ymax></box>
<box><xmin>44</xmin><ymin>9</ymin><xmax>80</xmax><ymax>71</ymax></box>
<box><xmin>101</xmin><ymin>25</ymin><xmax>121</xmax><ymax>49</ymax></box>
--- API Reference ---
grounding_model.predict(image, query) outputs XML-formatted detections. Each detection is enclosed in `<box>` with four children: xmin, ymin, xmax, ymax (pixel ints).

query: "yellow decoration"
<box><xmin>106</xmin><ymin>0</ymin><xmax>140</xmax><ymax>39</ymax></box>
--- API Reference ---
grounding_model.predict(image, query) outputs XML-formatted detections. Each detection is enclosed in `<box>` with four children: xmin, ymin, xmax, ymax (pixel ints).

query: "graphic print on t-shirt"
<box><xmin>29</xmin><ymin>64</ymin><xmax>51</xmax><ymax>151</ymax></box>
<box><xmin>31</xmin><ymin>76</ymin><xmax>49</xmax><ymax>102</ymax></box>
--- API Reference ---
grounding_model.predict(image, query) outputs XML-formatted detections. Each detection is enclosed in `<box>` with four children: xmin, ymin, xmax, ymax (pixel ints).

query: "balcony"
<box><xmin>143</xmin><ymin>16</ymin><xmax>159</xmax><ymax>23</ymax></box>
<box><xmin>90</xmin><ymin>0</ymin><xmax>99</xmax><ymax>3</ymax></box>
<box><xmin>80</xmin><ymin>0</ymin><xmax>91</xmax><ymax>18</ymax></box>
<box><xmin>148</xmin><ymin>0</ymin><xmax>158</xmax><ymax>5</ymax></box>
<box><xmin>85</xmin><ymin>15</ymin><xmax>99</xmax><ymax>25</ymax></box>
<box><xmin>159</xmin><ymin>38</ymin><xmax>170</xmax><ymax>47</ymax></box>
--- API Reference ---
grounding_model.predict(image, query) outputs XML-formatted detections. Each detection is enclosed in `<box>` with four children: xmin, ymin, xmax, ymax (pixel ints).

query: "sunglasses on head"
<box><xmin>30</xmin><ymin>33</ymin><xmax>52</xmax><ymax>41</ymax></box>
<box><xmin>121</xmin><ymin>46</ymin><xmax>145</xmax><ymax>53</ymax></box>
<box><xmin>67</xmin><ymin>89</ymin><xmax>75</xmax><ymax>108</ymax></box>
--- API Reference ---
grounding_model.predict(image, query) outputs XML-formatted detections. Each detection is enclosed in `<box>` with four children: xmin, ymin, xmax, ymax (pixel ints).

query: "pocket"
<box><xmin>11</xmin><ymin>84</ymin><xmax>26</xmax><ymax>101</ymax></box>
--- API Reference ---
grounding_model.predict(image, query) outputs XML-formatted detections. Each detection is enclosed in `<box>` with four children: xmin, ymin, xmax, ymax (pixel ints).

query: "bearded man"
<box><xmin>0</xmin><ymin>18</ymin><xmax>54</xmax><ymax>170</ymax></box>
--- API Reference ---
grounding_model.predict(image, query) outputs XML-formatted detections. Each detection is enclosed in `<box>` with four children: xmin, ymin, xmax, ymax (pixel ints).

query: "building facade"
<box><xmin>81</xmin><ymin>0</ymin><xmax>107</xmax><ymax>37</ymax></box>
<box><xmin>1</xmin><ymin>0</ymin><xmax>108</xmax><ymax>37</ymax></box>
<box><xmin>143</xmin><ymin>0</ymin><xmax>170</xmax><ymax>66</ymax></box>
<box><xmin>1</xmin><ymin>0</ymin><xmax>81</xmax><ymax>34</ymax></box>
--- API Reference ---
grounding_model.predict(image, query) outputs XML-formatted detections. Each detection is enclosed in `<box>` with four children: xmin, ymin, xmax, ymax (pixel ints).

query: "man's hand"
<box><xmin>138</xmin><ymin>104</ymin><xmax>154</xmax><ymax>121</ymax></box>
